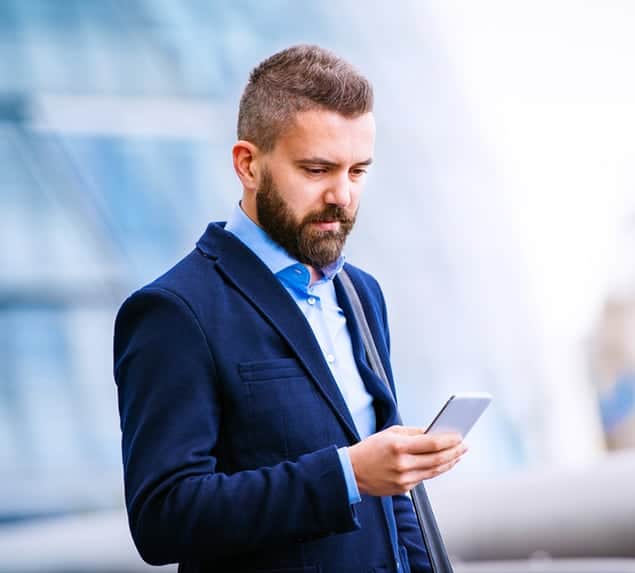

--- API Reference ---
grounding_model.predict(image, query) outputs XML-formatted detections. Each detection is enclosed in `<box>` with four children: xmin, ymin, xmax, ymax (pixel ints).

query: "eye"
<box><xmin>350</xmin><ymin>168</ymin><xmax>368</xmax><ymax>177</ymax></box>
<box><xmin>303</xmin><ymin>166</ymin><xmax>328</xmax><ymax>175</ymax></box>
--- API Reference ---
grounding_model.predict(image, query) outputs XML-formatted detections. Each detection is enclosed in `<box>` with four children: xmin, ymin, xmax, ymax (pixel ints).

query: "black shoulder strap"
<box><xmin>339</xmin><ymin>269</ymin><xmax>455</xmax><ymax>573</ymax></box>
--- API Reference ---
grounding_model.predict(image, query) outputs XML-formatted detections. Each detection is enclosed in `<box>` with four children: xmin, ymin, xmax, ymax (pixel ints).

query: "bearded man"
<box><xmin>114</xmin><ymin>45</ymin><xmax>465</xmax><ymax>573</ymax></box>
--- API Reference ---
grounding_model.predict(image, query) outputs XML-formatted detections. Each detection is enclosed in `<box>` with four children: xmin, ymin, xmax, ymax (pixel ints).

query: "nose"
<box><xmin>325</xmin><ymin>174</ymin><xmax>352</xmax><ymax>208</ymax></box>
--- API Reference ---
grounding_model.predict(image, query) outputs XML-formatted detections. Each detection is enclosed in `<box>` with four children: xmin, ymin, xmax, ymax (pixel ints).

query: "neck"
<box><xmin>308</xmin><ymin>265</ymin><xmax>322</xmax><ymax>286</ymax></box>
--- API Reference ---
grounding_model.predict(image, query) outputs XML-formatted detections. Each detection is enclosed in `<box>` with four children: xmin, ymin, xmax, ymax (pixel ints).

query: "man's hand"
<box><xmin>348</xmin><ymin>426</ymin><xmax>467</xmax><ymax>496</ymax></box>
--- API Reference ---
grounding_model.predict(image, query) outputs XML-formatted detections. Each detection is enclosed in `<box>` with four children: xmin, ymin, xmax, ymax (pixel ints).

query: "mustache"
<box><xmin>303</xmin><ymin>206</ymin><xmax>355</xmax><ymax>225</ymax></box>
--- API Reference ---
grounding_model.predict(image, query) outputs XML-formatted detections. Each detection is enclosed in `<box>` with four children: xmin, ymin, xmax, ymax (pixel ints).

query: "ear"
<box><xmin>232</xmin><ymin>140</ymin><xmax>260</xmax><ymax>192</ymax></box>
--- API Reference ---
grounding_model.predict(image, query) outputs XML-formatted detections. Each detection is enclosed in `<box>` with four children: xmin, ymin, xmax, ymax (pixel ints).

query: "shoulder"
<box><xmin>116</xmin><ymin>247</ymin><xmax>218</xmax><ymax>325</ymax></box>
<box><xmin>340</xmin><ymin>262</ymin><xmax>392</xmax><ymax>356</ymax></box>
<box><xmin>113</xmin><ymin>249</ymin><xmax>219</xmax><ymax>370</ymax></box>
<box><xmin>121</xmin><ymin>220</ymin><xmax>240</xmax><ymax>309</ymax></box>
<box><xmin>342</xmin><ymin>262</ymin><xmax>385</xmax><ymax>303</ymax></box>
<box><xmin>340</xmin><ymin>262</ymin><xmax>390</xmax><ymax>334</ymax></box>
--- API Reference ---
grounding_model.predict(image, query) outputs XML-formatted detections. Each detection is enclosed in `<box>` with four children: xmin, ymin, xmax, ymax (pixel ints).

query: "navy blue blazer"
<box><xmin>114</xmin><ymin>222</ymin><xmax>430</xmax><ymax>573</ymax></box>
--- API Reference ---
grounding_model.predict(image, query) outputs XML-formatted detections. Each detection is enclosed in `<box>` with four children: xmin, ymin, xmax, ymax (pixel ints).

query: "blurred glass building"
<box><xmin>2</xmin><ymin>0</ymin><xmax>634</xmax><ymax>533</ymax></box>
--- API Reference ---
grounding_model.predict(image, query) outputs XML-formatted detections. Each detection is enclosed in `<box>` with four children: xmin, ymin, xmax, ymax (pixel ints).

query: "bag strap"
<box><xmin>339</xmin><ymin>269</ymin><xmax>454</xmax><ymax>573</ymax></box>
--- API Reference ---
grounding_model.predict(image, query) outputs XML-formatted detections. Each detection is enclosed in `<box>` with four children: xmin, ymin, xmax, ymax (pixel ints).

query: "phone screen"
<box><xmin>425</xmin><ymin>393</ymin><xmax>492</xmax><ymax>437</ymax></box>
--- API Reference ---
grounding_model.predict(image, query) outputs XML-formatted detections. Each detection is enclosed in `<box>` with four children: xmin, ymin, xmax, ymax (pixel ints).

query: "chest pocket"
<box><xmin>238</xmin><ymin>358</ymin><xmax>337</xmax><ymax>464</ymax></box>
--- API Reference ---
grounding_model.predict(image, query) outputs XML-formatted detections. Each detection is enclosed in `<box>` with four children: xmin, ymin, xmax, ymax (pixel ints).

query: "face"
<box><xmin>253</xmin><ymin>109</ymin><xmax>376</xmax><ymax>268</ymax></box>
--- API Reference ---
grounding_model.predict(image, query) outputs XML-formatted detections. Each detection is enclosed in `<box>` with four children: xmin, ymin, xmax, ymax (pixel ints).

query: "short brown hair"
<box><xmin>237</xmin><ymin>44</ymin><xmax>373</xmax><ymax>151</ymax></box>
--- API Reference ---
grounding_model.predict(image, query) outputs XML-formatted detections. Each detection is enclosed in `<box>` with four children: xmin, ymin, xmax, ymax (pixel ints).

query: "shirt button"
<box><xmin>307</xmin><ymin>296</ymin><xmax>316</xmax><ymax>305</ymax></box>
<box><xmin>326</xmin><ymin>354</ymin><xmax>335</xmax><ymax>364</ymax></box>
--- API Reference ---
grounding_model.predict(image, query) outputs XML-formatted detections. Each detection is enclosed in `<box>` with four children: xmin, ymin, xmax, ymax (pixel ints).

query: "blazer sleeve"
<box><xmin>113</xmin><ymin>287</ymin><xmax>360</xmax><ymax>565</ymax></box>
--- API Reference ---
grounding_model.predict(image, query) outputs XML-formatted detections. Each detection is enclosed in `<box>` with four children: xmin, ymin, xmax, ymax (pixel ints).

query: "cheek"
<box><xmin>284</xmin><ymin>174</ymin><xmax>326</xmax><ymax>208</ymax></box>
<box><xmin>349</xmin><ymin>186</ymin><xmax>363</xmax><ymax>210</ymax></box>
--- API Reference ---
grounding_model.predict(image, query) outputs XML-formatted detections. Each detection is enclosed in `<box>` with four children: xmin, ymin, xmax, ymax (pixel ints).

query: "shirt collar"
<box><xmin>224</xmin><ymin>204</ymin><xmax>346</xmax><ymax>288</ymax></box>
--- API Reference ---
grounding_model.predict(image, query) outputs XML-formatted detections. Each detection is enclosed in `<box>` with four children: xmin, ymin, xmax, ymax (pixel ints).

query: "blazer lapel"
<box><xmin>197</xmin><ymin>223</ymin><xmax>360</xmax><ymax>442</ymax></box>
<box><xmin>334</xmin><ymin>272</ymin><xmax>400</xmax><ymax>430</ymax></box>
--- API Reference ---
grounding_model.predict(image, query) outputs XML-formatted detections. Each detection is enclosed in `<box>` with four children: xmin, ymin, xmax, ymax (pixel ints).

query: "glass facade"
<box><xmin>0</xmin><ymin>0</ymin><xmax>342</xmax><ymax>522</ymax></box>
<box><xmin>3</xmin><ymin>0</ymin><xmax>626</xmax><ymax>529</ymax></box>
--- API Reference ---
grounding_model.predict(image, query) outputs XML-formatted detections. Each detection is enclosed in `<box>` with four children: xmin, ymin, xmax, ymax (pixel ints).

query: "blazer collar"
<box><xmin>196</xmin><ymin>222</ymin><xmax>361</xmax><ymax>442</ymax></box>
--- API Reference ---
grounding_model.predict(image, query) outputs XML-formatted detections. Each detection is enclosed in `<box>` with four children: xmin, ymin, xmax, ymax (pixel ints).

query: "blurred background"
<box><xmin>1</xmin><ymin>1</ymin><xmax>634</xmax><ymax>571</ymax></box>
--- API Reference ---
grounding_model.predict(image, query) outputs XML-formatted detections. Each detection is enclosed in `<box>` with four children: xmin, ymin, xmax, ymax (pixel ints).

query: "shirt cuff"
<box><xmin>337</xmin><ymin>446</ymin><xmax>362</xmax><ymax>505</ymax></box>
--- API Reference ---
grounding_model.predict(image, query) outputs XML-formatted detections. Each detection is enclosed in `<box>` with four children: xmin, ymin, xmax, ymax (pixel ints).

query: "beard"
<box><xmin>255</xmin><ymin>167</ymin><xmax>357</xmax><ymax>269</ymax></box>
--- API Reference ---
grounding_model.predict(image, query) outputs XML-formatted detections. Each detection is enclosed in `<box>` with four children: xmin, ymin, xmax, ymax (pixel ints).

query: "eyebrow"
<box><xmin>294</xmin><ymin>157</ymin><xmax>373</xmax><ymax>167</ymax></box>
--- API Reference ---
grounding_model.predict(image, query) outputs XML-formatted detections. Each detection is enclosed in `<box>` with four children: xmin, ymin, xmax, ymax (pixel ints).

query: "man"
<box><xmin>114</xmin><ymin>45</ymin><xmax>466</xmax><ymax>573</ymax></box>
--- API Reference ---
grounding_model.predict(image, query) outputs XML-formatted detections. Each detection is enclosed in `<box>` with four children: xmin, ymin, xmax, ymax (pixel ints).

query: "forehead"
<box><xmin>273</xmin><ymin>109</ymin><xmax>375</xmax><ymax>163</ymax></box>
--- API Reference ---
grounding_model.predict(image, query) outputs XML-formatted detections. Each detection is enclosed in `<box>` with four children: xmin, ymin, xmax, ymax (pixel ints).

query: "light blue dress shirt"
<box><xmin>225</xmin><ymin>205</ymin><xmax>376</xmax><ymax>504</ymax></box>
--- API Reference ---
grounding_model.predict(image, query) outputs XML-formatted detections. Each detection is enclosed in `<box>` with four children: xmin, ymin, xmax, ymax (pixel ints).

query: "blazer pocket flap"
<box><xmin>238</xmin><ymin>357</ymin><xmax>307</xmax><ymax>382</ymax></box>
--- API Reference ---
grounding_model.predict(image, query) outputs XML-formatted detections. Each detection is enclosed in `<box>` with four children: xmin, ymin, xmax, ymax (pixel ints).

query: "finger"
<box><xmin>403</xmin><ymin>443</ymin><xmax>466</xmax><ymax>471</ymax></box>
<box><xmin>431</xmin><ymin>457</ymin><xmax>461</xmax><ymax>478</ymax></box>
<box><xmin>405</xmin><ymin>457</ymin><xmax>461</xmax><ymax>487</ymax></box>
<box><xmin>402</xmin><ymin>432</ymin><xmax>462</xmax><ymax>455</ymax></box>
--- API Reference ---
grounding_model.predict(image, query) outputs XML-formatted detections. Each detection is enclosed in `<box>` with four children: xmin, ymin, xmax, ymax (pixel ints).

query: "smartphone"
<box><xmin>425</xmin><ymin>392</ymin><xmax>492</xmax><ymax>437</ymax></box>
